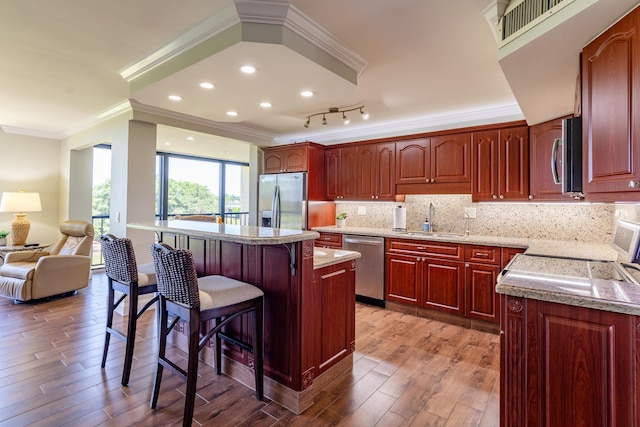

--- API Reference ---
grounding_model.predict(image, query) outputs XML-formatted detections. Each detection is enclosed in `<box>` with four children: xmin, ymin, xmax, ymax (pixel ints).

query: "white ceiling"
<box><xmin>1</xmin><ymin>0</ymin><xmax>638</xmax><ymax>151</ymax></box>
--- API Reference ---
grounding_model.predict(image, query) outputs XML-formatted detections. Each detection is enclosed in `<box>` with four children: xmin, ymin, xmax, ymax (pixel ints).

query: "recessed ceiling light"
<box><xmin>200</xmin><ymin>82</ymin><xmax>215</xmax><ymax>89</ymax></box>
<box><xmin>300</xmin><ymin>90</ymin><xmax>314</xmax><ymax>97</ymax></box>
<box><xmin>226</xmin><ymin>111</ymin><xmax>238</xmax><ymax>117</ymax></box>
<box><xmin>260</xmin><ymin>102</ymin><xmax>272</xmax><ymax>108</ymax></box>
<box><xmin>240</xmin><ymin>65</ymin><xmax>256</xmax><ymax>74</ymax></box>
<box><xmin>164</xmin><ymin>142</ymin><xmax>171</xmax><ymax>146</ymax></box>
<box><xmin>168</xmin><ymin>95</ymin><xmax>182</xmax><ymax>101</ymax></box>
<box><xmin>186</xmin><ymin>136</ymin><xmax>195</xmax><ymax>141</ymax></box>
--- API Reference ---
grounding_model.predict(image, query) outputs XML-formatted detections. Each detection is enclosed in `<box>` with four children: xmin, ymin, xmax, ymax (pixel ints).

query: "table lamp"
<box><xmin>0</xmin><ymin>191</ymin><xmax>42</xmax><ymax>246</ymax></box>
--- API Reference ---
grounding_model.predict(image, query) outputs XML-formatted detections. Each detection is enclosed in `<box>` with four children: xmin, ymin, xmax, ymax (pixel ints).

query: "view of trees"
<box><xmin>92</xmin><ymin>179</ymin><xmax>241</xmax><ymax>216</ymax></box>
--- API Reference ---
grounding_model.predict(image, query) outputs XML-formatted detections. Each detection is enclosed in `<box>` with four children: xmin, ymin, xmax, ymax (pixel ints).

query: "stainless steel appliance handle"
<box><xmin>344</xmin><ymin>237</ymin><xmax>383</xmax><ymax>245</ymax></box>
<box><xmin>272</xmin><ymin>185</ymin><xmax>280</xmax><ymax>228</ymax></box>
<box><xmin>551</xmin><ymin>137</ymin><xmax>561</xmax><ymax>184</ymax></box>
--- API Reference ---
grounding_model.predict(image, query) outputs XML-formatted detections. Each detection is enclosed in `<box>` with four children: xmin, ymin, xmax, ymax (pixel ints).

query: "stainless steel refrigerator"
<box><xmin>259</xmin><ymin>172</ymin><xmax>307</xmax><ymax>229</ymax></box>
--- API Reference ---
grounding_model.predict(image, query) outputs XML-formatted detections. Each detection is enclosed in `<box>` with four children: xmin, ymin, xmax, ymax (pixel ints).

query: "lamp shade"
<box><xmin>0</xmin><ymin>192</ymin><xmax>42</xmax><ymax>213</ymax></box>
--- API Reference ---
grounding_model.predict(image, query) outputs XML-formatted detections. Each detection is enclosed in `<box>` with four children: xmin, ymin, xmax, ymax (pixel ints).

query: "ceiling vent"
<box><xmin>500</xmin><ymin>0</ymin><xmax>573</xmax><ymax>43</ymax></box>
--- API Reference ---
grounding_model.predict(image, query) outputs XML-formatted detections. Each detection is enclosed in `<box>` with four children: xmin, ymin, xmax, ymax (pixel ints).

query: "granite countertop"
<box><xmin>313</xmin><ymin>247</ymin><xmax>361</xmax><ymax>269</ymax></box>
<box><xmin>129</xmin><ymin>220</ymin><xmax>319</xmax><ymax>245</ymax></box>
<box><xmin>312</xmin><ymin>225</ymin><xmax>618</xmax><ymax>260</ymax></box>
<box><xmin>497</xmin><ymin>253</ymin><xmax>640</xmax><ymax>315</ymax></box>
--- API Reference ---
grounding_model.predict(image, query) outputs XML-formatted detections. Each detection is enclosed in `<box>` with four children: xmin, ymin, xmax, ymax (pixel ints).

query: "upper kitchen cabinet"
<box><xmin>472</xmin><ymin>125</ymin><xmax>529</xmax><ymax>202</ymax></box>
<box><xmin>356</xmin><ymin>143</ymin><xmax>396</xmax><ymax>200</ymax></box>
<box><xmin>582</xmin><ymin>6</ymin><xmax>640</xmax><ymax>201</ymax></box>
<box><xmin>325</xmin><ymin>146</ymin><xmax>358</xmax><ymax>200</ymax></box>
<box><xmin>262</xmin><ymin>142</ymin><xmax>323</xmax><ymax>174</ymax></box>
<box><xmin>396</xmin><ymin>133</ymin><xmax>471</xmax><ymax>194</ymax></box>
<box><xmin>262</xmin><ymin>141</ymin><xmax>326</xmax><ymax>201</ymax></box>
<box><xmin>529</xmin><ymin>118</ymin><xmax>579</xmax><ymax>201</ymax></box>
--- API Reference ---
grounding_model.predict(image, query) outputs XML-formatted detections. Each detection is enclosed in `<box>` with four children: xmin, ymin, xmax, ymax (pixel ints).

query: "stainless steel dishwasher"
<box><xmin>343</xmin><ymin>235</ymin><xmax>385</xmax><ymax>307</ymax></box>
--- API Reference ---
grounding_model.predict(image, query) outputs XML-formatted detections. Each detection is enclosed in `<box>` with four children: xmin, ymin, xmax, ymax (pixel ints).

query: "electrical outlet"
<box><xmin>357</xmin><ymin>206</ymin><xmax>366</xmax><ymax>215</ymax></box>
<box><xmin>464</xmin><ymin>207</ymin><xmax>477</xmax><ymax>219</ymax></box>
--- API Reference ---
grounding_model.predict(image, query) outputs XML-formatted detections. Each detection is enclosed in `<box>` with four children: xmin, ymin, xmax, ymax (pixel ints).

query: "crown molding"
<box><xmin>130</xmin><ymin>100</ymin><xmax>276</xmax><ymax>144</ymax></box>
<box><xmin>0</xmin><ymin>126</ymin><xmax>61</xmax><ymax>139</ymax></box>
<box><xmin>276</xmin><ymin>102</ymin><xmax>525</xmax><ymax>145</ymax></box>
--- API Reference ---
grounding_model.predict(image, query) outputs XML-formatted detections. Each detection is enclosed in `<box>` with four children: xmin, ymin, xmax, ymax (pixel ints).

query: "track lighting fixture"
<box><xmin>304</xmin><ymin>106</ymin><xmax>367</xmax><ymax>127</ymax></box>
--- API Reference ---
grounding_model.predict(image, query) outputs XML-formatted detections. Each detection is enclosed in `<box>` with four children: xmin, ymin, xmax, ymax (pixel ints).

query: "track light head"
<box><xmin>302</xmin><ymin>105</ymin><xmax>365</xmax><ymax>127</ymax></box>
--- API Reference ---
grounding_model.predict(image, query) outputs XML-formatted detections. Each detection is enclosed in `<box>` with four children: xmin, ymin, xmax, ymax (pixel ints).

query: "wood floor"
<box><xmin>0</xmin><ymin>271</ymin><xmax>500</xmax><ymax>426</ymax></box>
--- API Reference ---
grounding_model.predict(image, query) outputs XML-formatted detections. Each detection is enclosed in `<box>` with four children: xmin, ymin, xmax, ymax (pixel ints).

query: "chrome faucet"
<box><xmin>428</xmin><ymin>202</ymin><xmax>435</xmax><ymax>231</ymax></box>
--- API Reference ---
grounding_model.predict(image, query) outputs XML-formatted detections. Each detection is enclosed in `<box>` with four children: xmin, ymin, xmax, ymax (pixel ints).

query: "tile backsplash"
<box><xmin>335</xmin><ymin>195</ymin><xmax>629</xmax><ymax>244</ymax></box>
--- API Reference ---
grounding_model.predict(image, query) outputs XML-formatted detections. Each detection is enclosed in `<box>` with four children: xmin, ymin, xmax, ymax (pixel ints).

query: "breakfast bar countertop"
<box><xmin>129</xmin><ymin>220</ymin><xmax>319</xmax><ymax>245</ymax></box>
<box><xmin>313</xmin><ymin>247</ymin><xmax>361</xmax><ymax>269</ymax></box>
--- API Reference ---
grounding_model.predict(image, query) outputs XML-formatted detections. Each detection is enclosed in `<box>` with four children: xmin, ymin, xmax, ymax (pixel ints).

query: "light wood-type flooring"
<box><xmin>0</xmin><ymin>271</ymin><xmax>500</xmax><ymax>426</ymax></box>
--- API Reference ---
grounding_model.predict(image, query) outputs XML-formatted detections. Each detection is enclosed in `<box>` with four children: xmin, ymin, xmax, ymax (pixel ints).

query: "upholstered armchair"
<box><xmin>0</xmin><ymin>220</ymin><xmax>94</xmax><ymax>302</ymax></box>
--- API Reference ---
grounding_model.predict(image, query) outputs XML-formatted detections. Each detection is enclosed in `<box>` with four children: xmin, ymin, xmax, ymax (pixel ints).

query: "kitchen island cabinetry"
<box><xmin>128</xmin><ymin>221</ymin><xmax>358</xmax><ymax>414</ymax></box>
<box><xmin>500</xmin><ymin>296</ymin><xmax>636</xmax><ymax>426</ymax></box>
<box><xmin>582</xmin><ymin>5</ymin><xmax>640</xmax><ymax>201</ymax></box>
<box><xmin>472</xmin><ymin>126</ymin><xmax>529</xmax><ymax>201</ymax></box>
<box><xmin>395</xmin><ymin>133</ymin><xmax>471</xmax><ymax>194</ymax></box>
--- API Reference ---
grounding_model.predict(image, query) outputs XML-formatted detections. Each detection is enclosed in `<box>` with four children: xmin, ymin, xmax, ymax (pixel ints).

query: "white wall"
<box><xmin>0</xmin><ymin>130</ymin><xmax>61</xmax><ymax>245</ymax></box>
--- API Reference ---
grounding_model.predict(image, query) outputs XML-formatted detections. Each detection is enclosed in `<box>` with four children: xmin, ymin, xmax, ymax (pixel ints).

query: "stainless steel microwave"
<box><xmin>552</xmin><ymin>116</ymin><xmax>582</xmax><ymax>195</ymax></box>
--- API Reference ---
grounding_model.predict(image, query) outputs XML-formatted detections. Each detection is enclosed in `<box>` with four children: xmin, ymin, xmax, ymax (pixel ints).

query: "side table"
<box><xmin>0</xmin><ymin>244</ymin><xmax>50</xmax><ymax>263</ymax></box>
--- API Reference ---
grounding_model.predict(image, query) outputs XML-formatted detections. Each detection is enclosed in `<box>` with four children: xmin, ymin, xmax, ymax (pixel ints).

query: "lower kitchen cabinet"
<box><xmin>386</xmin><ymin>239</ymin><xmax>524</xmax><ymax>324</ymax></box>
<box><xmin>314</xmin><ymin>232</ymin><xmax>342</xmax><ymax>249</ymax></box>
<box><xmin>501</xmin><ymin>296</ymin><xmax>636</xmax><ymax>426</ymax></box>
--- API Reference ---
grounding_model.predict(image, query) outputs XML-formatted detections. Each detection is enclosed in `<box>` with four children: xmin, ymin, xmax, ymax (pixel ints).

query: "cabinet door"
<box><xmin>356</xmin><ymin>144</ymin><xmax>377</xmax><ymax>199</ymax></box>
<box><xmin>396</xmin><ymin>139</ymin><xmax>430</xmax><ymax>184</ymax></box>
<box><xmin>529</xmin><ymin>119</ymin><xmax>568</xmax><ymax>201</ymax></box>
<box><xmin>325</xmin><ymin>148</ymin><xmax>341</xmax><ymax>199</ymax></box>
<box><xmin>472</xmin><ymin>130</ymin><xmax>499</xmax><ymax>201</ymax></box>
<box><xmin>501</xmin><ymin>247</ymin><xmax>525</xmax><ymax>269</ymax></box>
<box><xmin>431</xmin><ymin>133</ymin><xmax>471</xmax><ymax>184</ymax></box>
<box><xmin>422</xmin><ymin>258</ymin><xmax>464</xmax><ymax>315</ymax></box>
<box><xmin>282</xmin><ymin>147</ymin><xmax>307</xmax><ymax>172</ymax></box>
<box><xmin>582</xmin><ymin>9</ymin><xmax>640</xmax><ymax>196</ymax></box>
<box><xmin>500</xmin><ymin>126</ymin><xmax>530</xmax><ymax>200</ymax></box>
<box><xmin>340</xmin><ymin>146</ymin><xmax>359</xmax><ymax>199</ymax></box>
<box><xmin>376</xmin><ymin>143</ymin><xmax>396</xmax><ymax>200</ymax></box>
<box><xmin>465</xmin><ymin>262</ymin><xmax>500</xmax><ymax>323</ymax></box>
<box><xmin>385</xmin><ymin>253</ymin><xmax>420</xmax><ymax>305</ymax></box>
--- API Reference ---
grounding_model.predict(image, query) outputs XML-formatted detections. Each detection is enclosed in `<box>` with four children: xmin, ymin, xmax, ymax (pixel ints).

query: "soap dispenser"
<box><xmin>423</xmin><ymin>218</ymin><xmax>431</xmax><ymax>232</ymax></box>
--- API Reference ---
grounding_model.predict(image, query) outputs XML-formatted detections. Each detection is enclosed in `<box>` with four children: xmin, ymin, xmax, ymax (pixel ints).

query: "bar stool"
<box><xmin>149</xmin><ymin>243</ymin><xmax>264</xmax><ymax>427</ymax></box>
<box><xmin>100</xmin><ymin>234</ymin><xmax>159</xmax><ymax>386</ymax></box>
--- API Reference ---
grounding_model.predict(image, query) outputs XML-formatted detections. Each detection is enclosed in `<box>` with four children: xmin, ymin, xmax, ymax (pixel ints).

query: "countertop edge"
<box><xmin>313</xmin><ymin>247</ymin><xmax>361</xmax><ymax>270</ymax></box>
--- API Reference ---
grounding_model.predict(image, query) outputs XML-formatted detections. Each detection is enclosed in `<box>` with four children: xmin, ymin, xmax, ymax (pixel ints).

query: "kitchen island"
<box><xmin>128</xmin><ymin>220</ymin><xmax>360</xmax><ymax>414</ymax></box>
<box><xmin>497</xmin><ymin>253</ymin><xmax>640</xmax><ymax>426</ymax></box>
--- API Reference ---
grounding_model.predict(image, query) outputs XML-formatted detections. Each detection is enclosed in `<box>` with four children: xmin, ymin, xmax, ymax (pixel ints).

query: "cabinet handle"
<box><xmin>629</xmin><ymin>180</ymin><xmax>640</xmax><ymax>189</ymax></box>
<box><xmin>416</xmin><ymin>246</ymin><xmax>427</xmax><ymax>250</ymax></box>
<box><xmin>499</xmin><ymin>195</ymin><xmax>504</xmax><ymax>199</ymax></box>
<box><xmin>371</xmin><ymin>196</ymin><xmax>375</xmax><ymax>199</ymax></box>
<box><xmin>430</xmin><ymin>179</ymin><xmax>435</xmax><ymax>183</ymax></box>
<box><xmin>465</xmin><ymin>263</ymin><xmax>469</xmax><ymax>268</ymax></box>
<box><xmin>528</xmin><ymin>195</ymin><xmax>533</xmax><ymax>199</ymax></box>
<box><xmin>476</xmin><ymin>252</ymin><xmax>489</xmax><ymax>257</ymax></box>
<box><xmin>492</xmin><ymin>195</ymin><xmax>497</xmax><ymax>199</ymax></box>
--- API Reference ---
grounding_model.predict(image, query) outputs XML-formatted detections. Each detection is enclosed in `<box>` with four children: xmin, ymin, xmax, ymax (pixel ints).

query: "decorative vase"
<box><xmin>336</xmin><ymin>219</ymin><xmax>346</xmax><ymax>228</ymax></box>
<box><xmin>0</xmin><ymin>238</ymin><xmax>6</xmax><ymax>246</ymax></box>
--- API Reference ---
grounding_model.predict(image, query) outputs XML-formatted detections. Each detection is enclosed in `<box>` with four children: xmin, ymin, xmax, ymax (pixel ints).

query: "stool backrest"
<box><xmin>150</xmin><ymin>243</ymin><xmax>200</xmax><ymax>308</ymax></box>
<box><xmin>100</xmin><ymin>234</ymin><xmax>139</xmax><ymax>284</ymax></box>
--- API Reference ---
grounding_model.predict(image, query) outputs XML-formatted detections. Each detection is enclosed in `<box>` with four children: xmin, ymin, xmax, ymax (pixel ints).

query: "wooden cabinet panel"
<box><xmin>314</xmin><ymin>232</ymin><xmax>342</xmax><ymax>249</ymax></box>
<box><xmin>263</xmin><ymin>146</ymin><xmax>307</xmax><ymax>173</ymax></box>
<box><xmin>465</xmin><ymin>245</ymin><xmax>500</xmax><ymax>265</ymax></box>
<box><xmin>357</xmin><ymin>144</ymin><xmax>376</xmax><ymax>199</ymax></box>
<box><xmin>385</xmin><ymin>253</ymin><xmax>420</xmax><ymax>305</ymax></box>
<box><xmin>325</xmin><ymin>148</ymin><xmax>341</xmax><ymax>199</ymax></box>
<box><xmin>529</xmin><ymin>118</ymin><xmax>571</xmax><ymax>201</ymax></box>
<box><xmin>423</xmin><ymin>258</ymin><xmax>464</xmax><ymax>315</ymax></box>
<box><xmin>465</xmin><ymin>263</ymin><xmax>499</xmax><ymax>322</ymax></box>
<box><xmin>315</xmin><ymin>260</ymin><xmax>356</xmax><ymax>375</ymax></box>
<box><xmin>325</xmin><ymin>146</ymin><xmax>358</xmax><ymax>199</ymax></box>
<box><xmin>473</xmin><ymin>126</ymin><xmax>529</xmax><ymax>201</ymax></box>
<box><xmin>396</xmin><ymin>139</ymin><xmax>430</xmax><ymax>185</ymax></box>
<box><xmin>431</xmin><ymin>134</ymin><xmax>471</xmax><ymax>184</ymax></box>
<box><xmin>582</xmin><ymin>7</ymin><xmax>640</xmax><ymax>199</ymax></box>
<box><xmin>501</xmin><ymin>247</ymin><xmax>525</xmax><ymax>269</ymax></box>
<box><xmin>376</xmin><ymin>142</ymin><xmax>396</xmax><ymax>200</ymax></box>
<box><xmin>501</xmin><ymin>297</ymin><xmax>636</xmax><ymax>426</ymax></box>
<box><xmin>386</xmin><ymin>239</ymin><xmax>463</xmax><ymax>260</ymax></box>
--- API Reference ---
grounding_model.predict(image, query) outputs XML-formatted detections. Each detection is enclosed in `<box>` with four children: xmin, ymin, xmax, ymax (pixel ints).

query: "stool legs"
<box><xmin>101</xmin><ymin>278</ymin><xmax>116</xmax><ymax>370</ymax></box>
<box><xmin>121</xmin><ymin>288</ymin><xmax>139</xmax><ymax>386</ymax></box>
<box><xmin>254</xmin><ymin>299</ymin><xmax>264</xmax><ymax>400</ymax></box>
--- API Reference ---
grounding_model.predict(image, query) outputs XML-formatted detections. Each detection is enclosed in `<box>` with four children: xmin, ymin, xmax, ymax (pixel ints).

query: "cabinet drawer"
<box><xmin>315</xmin><ymin>232</ymin><xmax>342</xmax><ymax>248</ymax></box>
<box><xmin>465</xmin><ymin>245</ymin><xmax>500</xmax><ymax>265</ymax></box>
<box><xmin>386</xmin><ymin>239</ymin><xmax>463</xmax><ymax>260</ymax></box>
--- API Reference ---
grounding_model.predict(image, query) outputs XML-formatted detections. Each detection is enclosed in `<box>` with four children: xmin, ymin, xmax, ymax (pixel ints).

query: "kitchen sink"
<box><xmin>400</xmin><ymin>231</ymin><xmax>465</xmax><ymax>238</ymax></box>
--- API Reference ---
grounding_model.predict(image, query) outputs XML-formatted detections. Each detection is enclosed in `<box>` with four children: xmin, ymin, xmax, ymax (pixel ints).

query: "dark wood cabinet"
<box><xmin>396</xmin><ymin>133</ymin><xmax>471</xmax><ymax>194</ymax></box>
<box><xmin>464</xmin><ymin>245</ymin><xmax>501</xmax><ymax>323</ymax></box>
<box><xmin>529</xmin><ymin>118</ymin><xmax>580</xmax><ymax>201</ymax></box>
<box><xmin>356</xmin><ymin>143</ymin><xmax>396</xmax><ymax>200</ymax></box>
<box><xmin>385</xmin><ymin>252</ymin><xmax>420</xmax><ymax>305</ymax></box>
<box><xmin>472</xmin><ymin>126</ymin><xmax>529</xmax><ymax>201</ymax></box>
<box><xmin>500</xmin><ymin>246</ymin><xmax>525</xmax><ymax>269</ymax></box>
<box><xmin>501</xmin><ymin>296</ymin><xmax>636</xmax><ymax>426</ymax></box>
<box><xmin>314</xmin><ymin>232</ymin><xmax>342</xmax><ymax>249</ymax></box>
<box><xmin>582</xmin><ymin>6</ymin><xmax>640</xmax><ymax>201</ymax></box>
<box><xmin>423</xmin><ymin>258</ymin><xmax>465</xmax><ymax>315</ymax></box>
<box><xmin>325</xmin><ymin>146</ymin><xmax>358</xmax><ymax>200</ymax></box>
<box><xmin>262</xmin><ymin>142</ymin><xmax>326</xmax><ymax>200</ymax></box>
